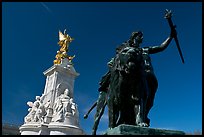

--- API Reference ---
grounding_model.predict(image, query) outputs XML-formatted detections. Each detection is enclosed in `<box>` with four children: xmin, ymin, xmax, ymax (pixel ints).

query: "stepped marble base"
<box><xmin>19</xmin><ymin>123</ymin><xmax>85</xmax><ymax>135</ymax></box>
<box><xmin>19</xmin><ymin>123</ymin><xmax>49</xmax><ymax>135</ymax></box>
<box><xmin>49</xmin><ymin>122</ymin><xmax>85</xmax><ymax>135</ymax></box>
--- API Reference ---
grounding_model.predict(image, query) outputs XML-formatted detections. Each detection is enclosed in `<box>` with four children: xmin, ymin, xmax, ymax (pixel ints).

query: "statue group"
<box><xmin>24</xmin><ymin>88</ymin><xmax>79</xmax><ymax>125</ymax></box>
<box><xmin>84</xmin><ymin>9</ymin><xmax>184</xmax><ymax>135</ymax></box>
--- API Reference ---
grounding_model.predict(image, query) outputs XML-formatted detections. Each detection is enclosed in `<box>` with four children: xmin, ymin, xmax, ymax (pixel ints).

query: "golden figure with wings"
<box><xmin>58</xmin><ymin>29</ymin><xmax>74</xmax><ymax>53</ymax></box>
<box><xmin>54</xmin><ymin>29</ymin><xmax>75</xmax><ymax>65</ymax></box>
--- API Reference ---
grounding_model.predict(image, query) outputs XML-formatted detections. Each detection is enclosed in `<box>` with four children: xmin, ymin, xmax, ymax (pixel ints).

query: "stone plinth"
<box><xmin>103</xmin><ymin>124</ymin><xmax>185</xmax><ymax>135</ymax></box>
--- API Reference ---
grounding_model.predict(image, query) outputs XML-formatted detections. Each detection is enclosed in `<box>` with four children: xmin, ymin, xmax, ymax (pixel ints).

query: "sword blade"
<box><xmin>165</xmin><ymin>9</ymin><xmax>185</xmax><ymax>64</ymax></box>
<box><xmin>174</xmin><ymin>35</ymin><xmax>185</xmax><ymax>64</ymax></box>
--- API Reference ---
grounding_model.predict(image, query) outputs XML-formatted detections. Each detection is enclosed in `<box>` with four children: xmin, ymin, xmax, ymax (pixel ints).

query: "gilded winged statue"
<box><xmin>54</xmin><ymin>29</ymin><xmax>75</xmax><ymax>65</ymax></box>
<box><xmin>58</xmin><ymin>29</ymin><xmax>74</xmax><ymax>53</ymax></box>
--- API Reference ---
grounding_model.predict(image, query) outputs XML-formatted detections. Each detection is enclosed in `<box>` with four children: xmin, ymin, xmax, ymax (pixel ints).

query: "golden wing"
<box><xmin>59</xmin><ymin>30</ymin><xmax>66</xmax><ymax>41</ymax></box>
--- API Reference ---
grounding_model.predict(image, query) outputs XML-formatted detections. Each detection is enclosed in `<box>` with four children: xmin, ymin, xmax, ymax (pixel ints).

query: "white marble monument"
<box><xmin>19</xmin><ymin>30</ymin><xmax>85</xmax><ymax>135</ymax></box>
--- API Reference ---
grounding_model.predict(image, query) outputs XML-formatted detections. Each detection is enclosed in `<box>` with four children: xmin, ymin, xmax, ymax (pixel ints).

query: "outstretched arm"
<box><xmin>147</xmin><ymin>29</ymin><xmax>176</xmax><ymax>54</ymax></box>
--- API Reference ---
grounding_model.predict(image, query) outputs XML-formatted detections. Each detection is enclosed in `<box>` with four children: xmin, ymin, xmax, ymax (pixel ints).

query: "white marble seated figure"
<box><xmin>52</xmin><ymin>89</ymin><xmax>72</xmax><ymax>122</ymax></box>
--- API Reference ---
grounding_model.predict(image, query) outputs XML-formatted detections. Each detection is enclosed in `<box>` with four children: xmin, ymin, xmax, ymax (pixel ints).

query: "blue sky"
<box><xmin>2</xmin><ymin>2</ymin><xmax>202</xmax><ymax>135</ymax></box>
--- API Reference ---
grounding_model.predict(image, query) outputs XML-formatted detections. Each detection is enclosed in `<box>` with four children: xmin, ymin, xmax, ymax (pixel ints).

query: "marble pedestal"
<box><xmin>19</xmin><ymin>123</ymin><xmax>49</xmax><ymax>135</ymax></box>
<box><xmin>19</xmin><ymin>123</ymin><xmax>85</xmax><ymax>135</ymax></box>
<box><xmin>49</xmin><ymin>123</ymin><xmax>85</xmax><ymax>135</ymax></box>
<box><xmin>19</xmin><ymin>59</ymin><xmax>85</xmax><ymax>135</ymax></box>
<box><xmin>103</xmin><ymin>124</ymin><xmax>185</xmax><ymax>135</ymax></box>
